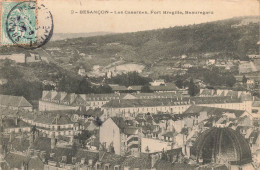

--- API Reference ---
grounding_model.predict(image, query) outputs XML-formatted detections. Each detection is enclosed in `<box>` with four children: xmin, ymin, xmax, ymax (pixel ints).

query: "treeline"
<box><xmin>0</xmin><ymin>60</ymin><xmax>113</xmax><ymax>101</ymax></box>
<box><xmin>174</xmin><ymin>67</ymin><xmax>236</xmax><ymax>89</ymax></box>
<box><xmin>47</xmin><ymin>17</ymin><xmax>259</xmax><ymax>61</ymax></box>
<box><xmin>0</xmin><ymin>60</ymin><xmax>43</xmax><ymax>100</ymax></box>
<box><xmin>105</xmin><ymin>71</ymin><xmax>152</xmax><ymax>86</ymax></box>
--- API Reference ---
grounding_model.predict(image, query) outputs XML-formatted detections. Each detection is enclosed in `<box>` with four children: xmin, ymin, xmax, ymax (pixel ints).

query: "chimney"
<box><xmin>40</xmin><ymin>151</ymin><xmax>46</xmax><ymax>163</ymax></box>
<box><xmin>42</xmin><ymin>133</ymin><xmax>47</xmax><ymax>138</ymax></box>
<box><xmin>61</xmin><ymin>156</ymin><xmax>67</xmax><ymax>163</ymax></box>
<box><xmin>29</xmin><ymin>133</ymin><xmax>34</xmax><ymax>147</ymax></box>
<box><xmin>72</xmin><ymin>157</ymin><xmax>77</xmax><ymax>164</ymax></box>
<box><xmin>9</xmin><ymin>132</ymin><xmax>14</xmax><ymax>142</ymax></box>
<box><xmin>150</xmin><ymin>154</ymin><xmax>159</xmax><ymax>168</ymax></box>
<box><xmin>50</xmin><ymin>153</ymin><xmax>55</xmax><ymax>158</ymax></box>
<box><xmin>51</xmin><ymin>134</ymin><xmax>56</xmax><ymax>149</ymax></box>
<box><xmin>15</xmin><ymin>117</ymin><xmax>18</xmax><ymax>126</ymax></box>
<box><xmin>81</xmin><ymin>158</ymin><xmax>85</xmax><ymax>164</ymax></box>
<box><xmin>88</xmin><ymin>159</ymin><xmax>93</xmax><ymax>166</ymax></box>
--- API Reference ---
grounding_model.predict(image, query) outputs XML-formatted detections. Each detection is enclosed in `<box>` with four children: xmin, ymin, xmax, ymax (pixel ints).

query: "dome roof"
<box><xmin>191</xmin><ymin>127</ymin><xmax>252</xmax><ymax>165</ymax></box>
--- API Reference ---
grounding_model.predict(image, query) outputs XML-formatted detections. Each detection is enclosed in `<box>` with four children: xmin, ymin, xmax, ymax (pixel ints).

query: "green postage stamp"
<box><xmin>0</xmin><ymin>0</ymin><xmax>53</xmax><ymax>49</ymax></box>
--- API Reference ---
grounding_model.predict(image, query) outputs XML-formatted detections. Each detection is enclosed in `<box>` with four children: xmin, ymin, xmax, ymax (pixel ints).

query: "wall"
<box><xmin>141</xmin><ymin>137</ymin><xmax>172</xmax><ymax>153</ymax></box>
<box><xmin>39</xmin><ymin>100</ymin><xmax>79</xmax><ymax>111</ymax></box>
<box><xmin>99</xmin><ymin>118</ymin><xmax>121</xmax><ymax>155</ymax></box>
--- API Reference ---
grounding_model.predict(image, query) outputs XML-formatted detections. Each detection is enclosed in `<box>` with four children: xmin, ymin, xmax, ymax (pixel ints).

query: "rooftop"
<box><xmin>0</xmin><ymin>94</ymin><xmax>32</xmax><ymax>108</ymax></box>
<box><xmin>191</xmin><ymin>127</ymin><xmax>252</xmax><ymax>165</ymax></box>
<box><xmin>102</xmin><ymin>96</ymin><xmax>241</xmax><ymax>108</ymax></box>
<box><xmin>184</xmin><ymin>105</ymin><xmax>246</xmax><ymax>118</ymax></box>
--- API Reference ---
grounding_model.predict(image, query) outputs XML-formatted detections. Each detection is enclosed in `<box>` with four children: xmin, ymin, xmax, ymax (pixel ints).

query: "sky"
<box><xmin>39</xmin><ymin>0</ymin><xmax>259</xmax><ymax>34</ymax></box>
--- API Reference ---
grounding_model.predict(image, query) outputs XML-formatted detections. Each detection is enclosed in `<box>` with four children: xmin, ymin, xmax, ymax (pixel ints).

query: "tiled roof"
<box><xmin>154</xmin><ymin>160</ymin><xmax>175</xmax><ymax>170</ymax></box>
<box><xmin>134</xmin><ymin>92</ymin><xmax>182</xmax><ymax>99</ymax></box>
<box><xmin>102</xmin><ymin>96</ymin><xmax>241</xmax><ymax>108</ymax></box>
<box><xmin>184</xmin><ymin>105</ymin><xmax>245</xmax><ymax>118</ymax></box>
<box><xmin>0</xmin><ymin>94</ymin><xmax>32</xmax><ymax>108</ymax></box>
<box><xmin>48</xmin><ymin>147</ymin><xmax>99</xmax><ymax>165</ymax></box>
<box><xmin>150</xmin><ymin>83</ymin><xmax>178</xmax><ymax>91</ymax></box>
<box><xmin>0</xmin><ymin>107</ymin><xmax>19</xmax><ymax>117</ymax></box>
<box><xmin>152</xmin><ymin>114</ymin><xmax>173</xmax><ymax>124</ymax></box>
<box><xmin>31</xmin><ymin>137</ymin><xmax>52</xmax><ymax>151</ymax></box>
<box><xmin>1</xmin><ymin>118</ymin><xmax>31</xmax><ymax>129</ymax></box>
<box><xmin>247</xmin><ymin>130</ymin><xmax>260</xmax><ymax>144</ymax></box>
<box><xmin>252</xmin><ymin>101</ymin><xmax>260</xmax><ymax>107</ymax></box>
<box><xmin>121</xmin><ymin>155</ymin><xmax>152</xmax><ymax>169</ymax></box>
<box><xmin>71</xmin><ymin>95</ymin><xmax>88</xmax><ymax>106</ymax></box>
<box><xmin>171</xmin><ymin>163</ymin><xmax>197</xmax><ymax>170</ymax></box>
<box><xmin>5</xmin><ymin>153</ymin><xmax>29</xmax><ymax>169</ymax></box>
<box><xmin>110</xmin><ymin>117</ymin><xmax>128</xmax><ymax>130</ymax></box>
<box><xmin>162</xmin><ymin>131</ymin><xmax>175</xmax><ymax>138</ymax></box>
<box><xmin>110</xmin><ymin>117</ymin><xmax>139</xmax><ymax>135</ymax></box>
<box><xmin>85</xmin><ymin>108</ymin><xmax>104</xmax><ymax>117</ymax></box>
<box><xmin>34</xmin><ymin>113</ymin><xmax>73</xmax><ymax>125</ymax></box>
<box><xmin>11</xmin><ymin>136</ymin><xmax>30</xmax><ymax>152</ymax></box>
<box><xmin>99</xmin><ymin>152</ymin><xmax>125</xmax><ymax>167</ymax></box>
<box><xmin>200</xmin><ymin>89</ymin><xmax>216</xmax><ymax>96</ymax></box>
<box><xmin>111</xmin><ymin>86</ymin><xmax>142</xmax><ymax>91</ymax></box>
<box><xmin>123</xmin><ymin>127</ymin><xmax>139</xmax><ymax>135</ymax></box>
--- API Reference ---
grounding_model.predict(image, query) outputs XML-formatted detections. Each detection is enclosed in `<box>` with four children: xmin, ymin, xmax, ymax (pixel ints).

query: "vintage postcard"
<box><xmin>0</xmin><ymin>0</ymin><xmax>259</xmax><ymax>169</ymax></box>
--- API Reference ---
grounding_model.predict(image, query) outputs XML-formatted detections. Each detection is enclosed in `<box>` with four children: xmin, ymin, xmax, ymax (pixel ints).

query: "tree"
<box><xmin>188</xmin><ymin>79</ymin><xmax>200</xmax><ymax>96</ymax></box>
<box><xmin>141</xmin><ymin>84</ymin><xmax>153</xmax><ymax>93</ymax></box>
<box><xmin>95</xmin><ymin>84</ymin><xmax>112</xmax><ymax>94</ymax></box>
<box><xmin>175</xmin><ymin>78</ymin><xmax>184</xmax><ymax>89</ymax></box>
<box><xmin>242</xmin><ymin>75</ymin><xmax>247</xmax><ymax>85</ymax></box>
<box><xmin>75</xmin><ymin>78</ymin><xmax>92</xmax><ymax>94</ymax></box>
<box><xmin>225</xmin><ymin>75</ymin><xmax>236</xmax><ymax>87</ymax></box>
<box><xmin>74</xmin><ymin>130</ymin><xmax>93</xmax><ymax>148</ymax></box>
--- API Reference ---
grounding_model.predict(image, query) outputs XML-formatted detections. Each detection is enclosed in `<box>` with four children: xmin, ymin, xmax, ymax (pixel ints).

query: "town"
<box><xmin>0</xmin><ymin>16</ymin><xmax>259</xmax><ymax>170</ymax></box>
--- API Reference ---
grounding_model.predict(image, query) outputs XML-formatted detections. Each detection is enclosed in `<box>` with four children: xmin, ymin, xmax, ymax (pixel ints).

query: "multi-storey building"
<box><xmin>38</xmin><ymin>90</ymin><xmax>184</xmax><ymax>111</ymax></box>
<box><xmin>99</xmin><ymin>117</ymin><xmax>142</xmax><ymax>157</ymax></box>
<box><xmin>19</xmin><ymin>111</ymin><xmax>79</xmax><ymax>138</ymax></box>
<box><xmin>101</xmin><ymin>96</ymin><xmax>252</xmax><ymax>119</ymax></box>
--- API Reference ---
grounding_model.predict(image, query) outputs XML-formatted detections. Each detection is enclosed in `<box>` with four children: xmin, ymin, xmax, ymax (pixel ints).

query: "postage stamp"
<box><xmin>0</xmin><ymin>0</ymin><xmax>53</xmax><ymax>49</ymax></box>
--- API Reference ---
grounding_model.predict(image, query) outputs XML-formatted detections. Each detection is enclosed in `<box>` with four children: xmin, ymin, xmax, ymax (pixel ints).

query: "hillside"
<box><xmin>43</xmin><ymin>16</ymin><xmax>259</xmax><ymax>74</ymax></box>
<box><xmin>0</xmin><ymin>16</ymin><xmax>259</xmax><ymax>79</ymax></box>
<box><xmin>51</xmin><ymin>32</ymin><xmax>113</xmax><ymax>41</ymax></box>
<box><xmin>0</xmin><ymin>16</ymin><xmax>259</xmax><ymax>100</ymax></box>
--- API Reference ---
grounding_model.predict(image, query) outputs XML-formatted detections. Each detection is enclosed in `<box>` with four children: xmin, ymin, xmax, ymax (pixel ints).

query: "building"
<box><xmin>149</xmin><ymin>83</ymin><xmax>179</xmax><ymax>92</ymax></box>
<box><xmin>150</xmin><ymin>79</ymin><xmax>166</xmax><ymax>86</ymax></box>
<box><xmin>0</xmin><ymin>94</ymin><xmax>32</xmax><ymax>111</ymax></box>
<box><xmin>20</xmin><ymin>111</ymin><xmax>78</xmax><ymax>138</ymax></box>
<box><xmin>190</xmin><ymin>127</ymin><xmax>254</xmax><ymax>170</ymax></box>
<box><xmin>110</xmin><ymin>85</ymin><xmax>142</xmax><ymax>93</ymax></box>
<box><xmin>39</xmin><ymin>91</ymin><xmax>122</xmax><ymax>111</ymax></box>
<box><xmin>248</xmin><ymin>54</ymin><xmax>260</xmax><ymax>59</ymax></box>
<box><xmin>25</xmin><ymin>53</ymin><xmax>42</xmax><ymax>63</ymax></box>
<box><xmin>102</xmin><ymin>96</ymin><xmax>252</xmax><ymax>119</ymax></box>
<box><xmin>0</xmin><ymin>117</ymin><xmax>31</xmax><ymax>134</ymax></box>
<box><xmin>247</xmin><ymin>79</ymin><xmax>255</xmax><ymax>89</ymax></box>
<box><xmin>78</xmin><ymin>66</ymin><xmax>86</xmax><ymax>76</ymax></box>
<box><xmin>99</xmin><ymin>117</ymin><xmax>141</xmax><ymax>156</ymax></box>
<box><xmin>239</xmin><ymin>61</ymin><xmax>255</xmax><ymax>74</ymax></box>
<box><xmin>39</xmin><ymin>90</ymin><xmax>184</xmax><ymax>112</ymax></box>
<box><xmin>0</xmin><ymin>79</ymin><xmax>7</xmax><ymax>85</ymax></box>
<box><xmin>206</xmin><ymin>59</ymin><xmax>216</xmax><ymax>65</ymax></box>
